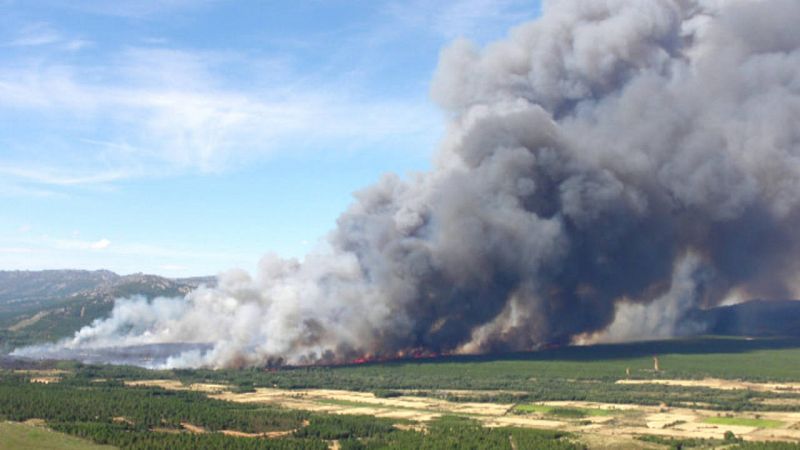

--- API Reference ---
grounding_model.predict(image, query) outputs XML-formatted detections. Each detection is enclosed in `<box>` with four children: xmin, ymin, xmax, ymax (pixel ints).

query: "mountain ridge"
<box><xmin>0</xmin><ymin>270</ymin><xmax>216</xmax><ymax>351</ymax></box>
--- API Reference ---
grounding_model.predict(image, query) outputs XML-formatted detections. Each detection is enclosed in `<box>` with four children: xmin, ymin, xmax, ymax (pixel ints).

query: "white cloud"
<box><xmin>0</xmin><ymin>182</ymin><xmax>65</xmax><ymax>198</ymax></box>
<box><xmin>62</xmin><ymin>39</ymin><xmax>91</xmax><ymax>51</ymax></box>
<box><xmin>3</xmin><ymin>233</ymin><xmax>237</xmax><ymax>259</ymax></box>
<box><xmin>0</xmin><ymin>165</ymin><xmax>129</xmax><ymax>186</ymax></box>
<box><xmin>0</xmin><ymin>47</ymin><xmax>440</xmax><ymax>182</ymax></box>
<box><xmin>33</xmin><ymin>0</ymin><xmax>220</xmax><ymax>19</ymax></box>
<box><xmin>386</xmin><ymin>0</ymin><xmax>537</xmax><ymax>41</ymax></box>
<box><xmin>54</xmin><ymin>238</ymin><xmax>111</xmax><ymax>251</ymax></box>
<box><xmin>90</xmin><ymin>239</ymin><xmax>111</xmax><ymax>250</ymax></box>
<box><xmin>0</xmin><ymin>247</ymin><xmax>36</xmax><ymax>254</ymax></box>
<box><xmin>0</xmin><ymin>232</ymin><xmax>253</xmax><ymax>276</ymax></box>
<box><xmin>5</xmin><ymin>22</ymin><xmax>91</xmax><ymax>51</ymax></box>
<box><xmin>7</xmin><ymin>23</ymin><xmax>61</xmax><ymax>47</ymax></box>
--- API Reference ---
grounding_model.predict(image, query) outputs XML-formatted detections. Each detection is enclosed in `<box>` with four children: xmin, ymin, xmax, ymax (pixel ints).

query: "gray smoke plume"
<box><xmin>14</xmin><ymin>0</ymin><xmax>800</xmax><ymax>368</ymax></box>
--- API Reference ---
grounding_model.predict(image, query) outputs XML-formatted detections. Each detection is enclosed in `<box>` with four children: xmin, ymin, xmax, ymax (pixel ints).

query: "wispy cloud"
<box><xmin>0</xmin><ymin>232</ymin><xmax>253</xmax><ymax>276</ymax></box>
<box><xmin>0</xmin><ymin>247</ymin><xmax>37</xmax><ymax>255</ymax></box>
<box><xmin>0</xmin><ymin>3</ymin><xmax>535</xmax><ymax>195</ymax></box>
<box><xmin>55</xmin><ymin>238</ymin><xmax>111</xmax><ymax>251</ymax></box>
<box><xmin>28</xmin><ymin>0</ymin><xmax>220</xmax><ymax>19</ymax></box>
<box><xmin>0</xmin><ymin>165</ymin><xmax>129</xmax><ymax>186</ymax></box>
<box><xmin>386</xmin><ymin>0</ymin><xmax>537</xmax><ymax>41</ymax></box>
<box><xmin>0</xmin><ymin>1</ymin><xmax>536</xmax><ymax>202</ymax></box>
<box><xmin>5</xmin><ymin>22</ymin><xmax>91</xmax><ymax>51</ymax></box>
<box><xmin>7</xmin><ymin>22</ymin><xmax>61</xmax><ymax>47</ymax></box>
<box><xmin>0</xmin><ymin>46</ymin><xmax>439</xmax><ymax>183</ymax></box>
<box><xmin>0</xmin><ymin>182</ymin><xmax>66</xmax><ymax>198</ymax></box>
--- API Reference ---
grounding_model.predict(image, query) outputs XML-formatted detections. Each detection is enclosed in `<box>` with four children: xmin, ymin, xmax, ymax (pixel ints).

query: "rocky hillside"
<box><xmin>0</xmin><ymin>270</ymin><xmax>118</xmax><ymax>308</ymax></box>
<box><xmin>64</xmin><ymin>273</ymin><xmax>215</xmax><ymax>304</ymax></box>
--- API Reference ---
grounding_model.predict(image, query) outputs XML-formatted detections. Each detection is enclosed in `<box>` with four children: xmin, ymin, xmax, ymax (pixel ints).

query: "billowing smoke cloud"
<box><xmin>15</xmin><ymin>0</ymin><xmax>800</xmax><ymax>368</ymax></box>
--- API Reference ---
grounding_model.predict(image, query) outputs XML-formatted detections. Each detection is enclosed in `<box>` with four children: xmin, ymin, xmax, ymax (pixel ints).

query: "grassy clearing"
<box><xmin>315</xmin><ymin>398</ymin><xmax>382</xmax><ymax>409</ymax></box>
<box><xmin>313</xmin><ymin>397</ymin><xmax>483</xmax><ymax>419</ymax></box>
<box><xmin>514</xmin><ymin>404</ymin><xmax>614</xmax><ymax>418</ymax></box>
<box><xmin>0</xmin><ymin>421</ymin><xmax>116</xmax><ymax>450</ymax></box>
<box><xmin>703</xmin><ymin>416</ymin><xmax>783</xmax><ymax>428</ymax></box>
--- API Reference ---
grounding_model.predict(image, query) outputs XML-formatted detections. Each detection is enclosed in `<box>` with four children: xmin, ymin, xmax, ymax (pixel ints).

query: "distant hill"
<box><xmin>692</xmin><ymin>299</ymin><xmax>800</xmax><ymax>338</ymax></box>
<box><xmin>0</xmin><ymin>270</ymin><xmax>215</xmax><ymax>350</ymax></box>
<box><xmin>0</xmin><ymin>270</ymin><xmax>118</xmax><ymax>308</ymax></box>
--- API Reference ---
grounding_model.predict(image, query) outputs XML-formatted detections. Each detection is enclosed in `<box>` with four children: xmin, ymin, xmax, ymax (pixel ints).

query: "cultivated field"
<box><xmin>124</xmin><ymin>379</ymin><xmax>800</xmax><ymax>443</ymax></box>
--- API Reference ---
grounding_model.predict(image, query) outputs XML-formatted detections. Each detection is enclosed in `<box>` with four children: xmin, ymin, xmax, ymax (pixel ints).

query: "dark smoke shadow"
<box><xmin>690</xmin><ymin>300</ymin><xmax>800</xmax><ymax>338</ymax></box>
<box><xmin>336</xmin><ymin>300</ymin><xmax>800</xmax><ymax>367</ymax></box>
<box><xmin>339</xmin><ymin>336</ymin><xmax>800</xmax><ymax>368</ymax></box>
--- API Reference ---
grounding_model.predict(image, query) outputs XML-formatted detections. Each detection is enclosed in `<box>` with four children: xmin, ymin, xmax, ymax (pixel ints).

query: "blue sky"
<box><xmin>0</xmin><ymin>0</ymin><xmax>539</xmax><ymax>277</ymax></box>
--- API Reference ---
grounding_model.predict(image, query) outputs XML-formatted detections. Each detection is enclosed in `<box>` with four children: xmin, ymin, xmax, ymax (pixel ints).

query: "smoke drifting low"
<box><xmin>16</xmin><ymin>0</ymin><xmax>800</xmax><ymax>368</ymax></box>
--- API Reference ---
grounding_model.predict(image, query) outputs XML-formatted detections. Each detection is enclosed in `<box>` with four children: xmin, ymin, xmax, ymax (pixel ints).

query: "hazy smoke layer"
<box><xmin>17</xmin><ymin>0</ymin><xmax>800</xmax><ymax>367</ymax></box>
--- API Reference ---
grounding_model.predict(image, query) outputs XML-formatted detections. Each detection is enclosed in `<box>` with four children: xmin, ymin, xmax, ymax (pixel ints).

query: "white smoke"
<box><xmin>579</xmin><ymin>252</ymin><xmax>710</xmax><ymax>344</ymax></box>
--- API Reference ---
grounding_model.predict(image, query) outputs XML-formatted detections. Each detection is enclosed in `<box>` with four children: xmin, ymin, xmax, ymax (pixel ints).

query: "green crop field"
<box><xmin>0</xmin><ymin>421</ymin><xmax>116</xmax><ymax>450</ymax></box>
<box><xmin>514</xmin><ymin>404</ymin><xmax>614</xmax><ymax>418</ymax></box>
<box><xmin>703</xmin><ymin>417</ymin><xmax>784</xmax><ymax>428</ymax></box>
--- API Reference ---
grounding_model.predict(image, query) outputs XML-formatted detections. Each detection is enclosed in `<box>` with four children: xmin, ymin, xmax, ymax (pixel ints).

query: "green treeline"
<box><xmin>0</xmin><ymin>376</ymin><xmax>306</xmax><ymax>433</ymax></box>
